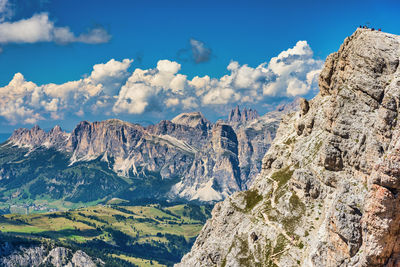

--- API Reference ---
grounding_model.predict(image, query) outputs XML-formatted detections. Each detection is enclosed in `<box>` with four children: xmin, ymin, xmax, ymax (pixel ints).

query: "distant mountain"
<box><xmin>0</xmin><ymin>104</ymin><xmax>298</xmax><ymax>212</ymax></box>
<box><xmin>227</xmin><ymin>106</ymin><xmax>259</xmax><ymax>124</ymax></box>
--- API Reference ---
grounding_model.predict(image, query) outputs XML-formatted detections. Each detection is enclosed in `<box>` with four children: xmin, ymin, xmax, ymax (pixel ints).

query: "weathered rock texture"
<box><xmin>177</xmin><ymin>29</ymin><xmax>400</xmax><ymax>266</ymax></box>
<box><xmin>0</xmin><ymin>242</ymin><xmax>102</xmax><ymax>267</ymax></box>
<box><xmin>6</xmin><ymin>107</ymin><xmax>289</xmax><ymax>202</ymax></box>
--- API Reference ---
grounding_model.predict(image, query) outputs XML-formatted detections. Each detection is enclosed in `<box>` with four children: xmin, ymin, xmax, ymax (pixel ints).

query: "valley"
<box><xmin>0</xmin><ymin>203</ymin><xmax>211</xmax><ymax>266</ymax></box>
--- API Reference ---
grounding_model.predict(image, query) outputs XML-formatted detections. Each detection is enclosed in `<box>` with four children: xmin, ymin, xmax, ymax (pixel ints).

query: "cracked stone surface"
<box><xmin>177</xmin><ymin>29</ymin><xmax>400</xmax><ymax>267</ymax></box>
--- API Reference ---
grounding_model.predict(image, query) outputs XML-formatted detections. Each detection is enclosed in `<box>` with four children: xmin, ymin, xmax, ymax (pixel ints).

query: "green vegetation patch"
<box><xmin>273</xmin><ymin>234</ymin><xmax>288</xmax><ymax>256</ymax></box>
<box><xmin>284</xmin><ymin>137</ymin><xmax>296</xmax><ymax>146</ymax></box>
<box><xmin>271</xmin><ymin>167</ymin><xmax>294</xmax><ymax>188</ymax></box>
<box><xmin>243</xmin><ymin>189</ymin><xmax>263</xmax><ymax>212</ymax></box>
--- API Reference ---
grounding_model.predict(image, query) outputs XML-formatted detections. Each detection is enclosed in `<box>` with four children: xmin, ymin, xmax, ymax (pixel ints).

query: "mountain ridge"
<box><xmin>2</xmin><ymin>105</ymin><xmax>297</xmax><ymax>210</ymax></box>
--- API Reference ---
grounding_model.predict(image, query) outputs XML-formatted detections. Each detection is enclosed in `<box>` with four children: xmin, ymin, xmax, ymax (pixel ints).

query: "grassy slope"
<box><xmin>0</xmin><ymin>203</ymin><xmax>211</xmax><ymax>266</ymax></box>
<box><xmin>0</xmin><ymin>144</ymin><xmax>180</xmax><ymax>213</ymax></box>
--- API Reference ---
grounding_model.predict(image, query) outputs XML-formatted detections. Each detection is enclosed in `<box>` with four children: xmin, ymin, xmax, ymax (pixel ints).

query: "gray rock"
<box><xmin>0</xmin><ymin>242</ymin><xmax>103</xmax><ymax>267</ymax></box>
<box><xmin>7</xmin><ymin>104</ymin><xmax>297</xmax><ymax>202</ymax></box>
<box><xmin>177</xmin><ymin>29</ymin><xmax>400</xmax><ymax>266</ymax></box>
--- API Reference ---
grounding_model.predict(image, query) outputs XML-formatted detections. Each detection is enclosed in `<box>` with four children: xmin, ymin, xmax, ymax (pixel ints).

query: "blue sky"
<box><xmin>0</xmin><ymin>0</ymin><xmax>399</xmax><ymax>132</ymax></box>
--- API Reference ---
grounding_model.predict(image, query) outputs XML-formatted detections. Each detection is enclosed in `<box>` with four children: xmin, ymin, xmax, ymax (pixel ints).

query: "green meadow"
<box><xmin>0</xmin><ymin>203</ymin><xmax>212</xmax><ymax>266</ymax></box>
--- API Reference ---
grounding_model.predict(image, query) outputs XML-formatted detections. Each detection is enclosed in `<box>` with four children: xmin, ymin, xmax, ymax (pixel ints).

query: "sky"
<box><xmin>0</xmin><ymin>0</ymin><xmax>399</xmax><ymax>132</ymax></box>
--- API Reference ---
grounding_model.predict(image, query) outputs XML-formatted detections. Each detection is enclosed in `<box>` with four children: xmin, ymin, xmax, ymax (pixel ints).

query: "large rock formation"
<box><xmin>5</xmin><ymin>107</ymin><xmax>289</xmax><ymax>203</ymax></box>
<box><xmin>228</xmin><ymin>106</ymin><xmax>259</xmax><ymax>124</ymax></box>
<box><xmin>178</xmin><ymin>29</ymin><xmax>400</xmax><ymax>266</ymax></box>
<box><xmin>0</xmin><ymin>242</ymin><xmax>102</xmax><ymax>267</ymax></box>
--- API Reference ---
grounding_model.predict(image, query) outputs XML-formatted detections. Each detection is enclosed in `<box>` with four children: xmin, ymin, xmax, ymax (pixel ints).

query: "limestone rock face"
<box><xmin>9</xmin><ymin>125</ymin><xmax>68</xmax><ymax>149</ymax></box>
<box><xmin>177</xmin><ymin>29</ymin><xmax>400</xmax><ymax>266</ymax></box>
<box><xmin>171</xmin><ymin>111</ymin><xmax>212</xmax><ymax>129</ymax></box>
<box><xmin>0</xmin><ymin>242</ymin><xmax>103</xmax><ymax>267</ymax></box>
<box><xmin>7</xmin><ymin>107</ymin><xmax>289</xmax><ymax>202</ymax></box>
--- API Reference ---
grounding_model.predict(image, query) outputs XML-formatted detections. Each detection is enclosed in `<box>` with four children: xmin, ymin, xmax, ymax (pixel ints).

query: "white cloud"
<box><xmin>202</xmin><ymin>87</ymin><xmax>240</xmax><ymax>105</ymax></box>
<box><xmin>0</xmin><ymin>13</ymin><xmax>53</xmax><ymax>43</ymax></box>
<box><xmin>76</xmin><ymin>27</ymin><xmax>111</xmax><ymax>44</ymax></box>
<box><xmin>113</xmin><ymin>83</ymin><xmax>155</xmax><ymax>114</ymax></box>
<box><xmin>112</xmin><ymin>60</ymin><xmax>190</xmax><ymax>114</ymax></box>
<box><xmin>89</xmin><ymin>58</ymin><xmax>132</xmax><ymax>95</ymax></box>
<box><xmin>0</xmin><ymin>59</ymin><xmax>130</xmax><ymax>124</ymax></box>
<box><xmin>0</xmin><ymin>13</ymin><xmax>110</xmax><ymax>45</ymax></box>
<box><xmin>157</xmin><ymin>59</ymin><xmax>180</xmax><ymax>74</ymax></box>
<box><xmin>263</xmin><ymin>40</ymin><xmax>322</xmax><ymax>96</ymax></box>
<box><xmin>0</xmin><ymin>40</ymin><xmax>323</xmax><ymax>124</ymax></box>
<box><xmin>0</xmin><ymin>73</ymin><xmax>43</xmax><ymax>124</ymax></box>
<box><xmin>182</xmin><ymin>97</ymin><xmax>199</xmax><ymax>109</ymax></box>
<box><xmin>165</xmin><ymin>98</ymin><xmax>179</xmax><ymax>107</ymax></box>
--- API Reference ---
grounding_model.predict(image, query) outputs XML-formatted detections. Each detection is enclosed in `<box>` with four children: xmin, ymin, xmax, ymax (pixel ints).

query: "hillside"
<box><xmin>178</xmin><ymin>29</ymin><xmax>400</xmax><ymax>266</ymax></box>
<box><xmin>0</xmin><ymin>203</ymin><xmax>211</xmax><ymax>266</ymax></box>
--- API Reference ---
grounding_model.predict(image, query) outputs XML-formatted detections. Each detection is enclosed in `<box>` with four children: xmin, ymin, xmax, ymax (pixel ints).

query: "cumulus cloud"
<box><xmin>113</xmin><ymin>41</ymin><xmax>321</xmax><ymax>113</ymax></box>
<box><xmin>0</xmin><ymin>58</ymin><xmax>131</xmax><ymax>124</ymax></box>
<box><xmin>0</xmin><ymin>73</ymin><xmax>43</xmax><ymax>124</ymax></box>
<box><xmin>190</xmin><ymin>38</ymin><xmax>212</xmax><ymax>63</ymax></box>
<box><xmin>89</xmin><ymin>59</ymin><xmax>132</xmax><ymax>95</ymax></box>
<box><xmin>0</xmin><ymin>13</ymin><xmax>110</xmax><ymax>45</ymax></box>
<box><xmin>0</xmin><ymin>41</ymin><xmax>323</xmax><ymax>125</ymax></box>
<box><xmin>112</xmin><ymin>60</ymin><xmax>191</xmax><ymax>114</ymax></box>
<box><xmin>263</xmin><ymin>40</ymin><xmax>322</xmax><ymax>96</ymax></box>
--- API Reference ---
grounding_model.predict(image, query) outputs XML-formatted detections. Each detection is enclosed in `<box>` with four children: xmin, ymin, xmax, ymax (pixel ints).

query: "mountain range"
<box><xmin>0</xmin><ymin>103</ymin><xmax>297</xmax><ymax>213</ymax></box>
<box><xmin>2</xmin><ymin>28</ymin><xmax>400</xmax><ymax>267</ymax></box>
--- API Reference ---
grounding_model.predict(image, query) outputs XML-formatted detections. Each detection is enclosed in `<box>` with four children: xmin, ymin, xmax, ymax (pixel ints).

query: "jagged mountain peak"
<box><xmin>178</xmin><ymin>29</ymin><xmax>400</xmax><ymax>266</ymax></box>
<box><xmin>4</xmin><ymin>104</ymin><xmax>284</xmax><ymax>204</ymax></box>
<box><xmin>31</xmin><ymin>124</ymin><xmax>42</xmax><ymax>131</ymax></box>
<box><xmin>50</xmin><ymin>125</ymin><xmax>62</xmax><ymax>133</ymax></box>
<box><xmin>227</xmin><ymin>105</ymin><xmax>259</xmax><ymax>124</ymax></box>
<box><xmin>171</xmin><ymin>111</ymin><xmax>211</xmax><ymax>128</ymax></box>
<box><xmin>9</xmin><ymin>124</ymin><xmax>68</xmax><ymax>148</ymax></box>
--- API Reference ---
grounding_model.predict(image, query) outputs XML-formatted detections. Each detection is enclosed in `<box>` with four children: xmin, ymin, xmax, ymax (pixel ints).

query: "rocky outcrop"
<box><xmin>228</xmin><ymin>106</ymin><xmax>259</xmax><ymax>124</ymax></box>
<box><xmin>178</xmin><ymin>29</ymin><xmax>400</xmax><ymax>266</ymax></box>
<box><xmin>9</xmin><ymin>125</ymin><xmax>68</xmax><ymax>149</ymax></box>
<box><xmin>6</xmin><ymin>107</ymin><xmax>289</xmax><ymax>202</ymax></box>
<box><xmin>171</xmin><ymin>111</ymin><xmax>211</xmax><ymax>130</ymax></box>
<box><xmin>0</xmin><ymin>242</ymin><xmax>103</xmax><ymax>267</ymax></box>
<box><xmin>227</xmin><ymin>105</ymin><xmax>298</xmax><ymax>189</ymax></box>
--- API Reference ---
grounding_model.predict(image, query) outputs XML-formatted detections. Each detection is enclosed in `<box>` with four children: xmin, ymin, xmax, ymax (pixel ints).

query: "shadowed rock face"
<box><xmin>177</xmin><ymin>29</ymin><xmax>400</xmax><ymax>266</ymax></box>
<box><xmin>7</xmin><ymin>107</ymin><xmax>292</xmax><ymax>202</ymax></box>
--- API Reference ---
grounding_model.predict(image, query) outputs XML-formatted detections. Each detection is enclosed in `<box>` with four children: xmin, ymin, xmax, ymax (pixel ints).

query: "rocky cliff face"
<box><xmin>6</xmin><ymin>108</ymin><xmax>288</xmax><ymax>202</ymax></box>
<box><xmin>178</xmin><ymin>29</ymin><xmax>400</xmax><ymax>266</ymax></box>
<box><xmin>10</xmin><ymin>125</ymin><xmax>68</xmax><ymax>149</ymax></box>
<box><xmin>0</xmin><ymin>242</ymin><xmax>102</xmax><ymax>267</ymax></box>
<box><xmin>226</xmin><ymin>104</ymin><xmax>298</xmax><ymax>189</ymax></box>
